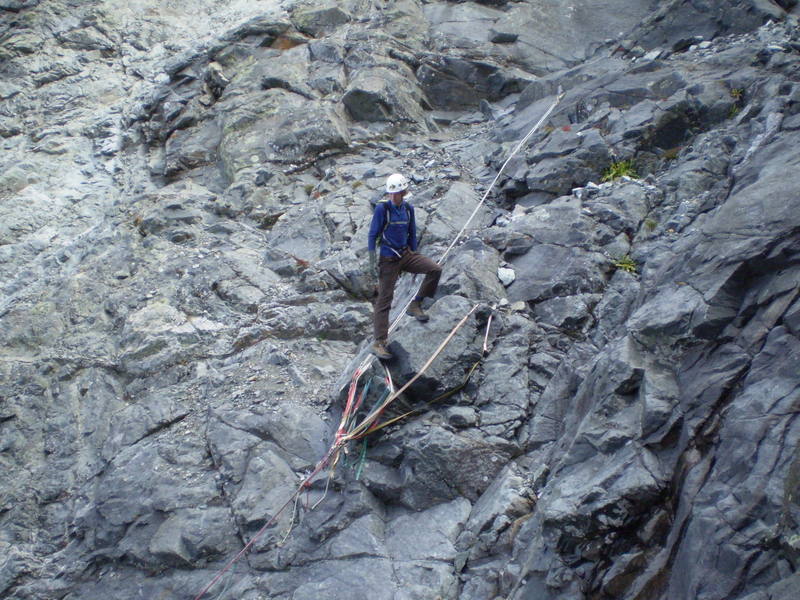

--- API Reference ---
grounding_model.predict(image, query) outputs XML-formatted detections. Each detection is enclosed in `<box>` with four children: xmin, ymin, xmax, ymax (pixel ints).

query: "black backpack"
<box><xmin>370</xmin><ymin>197</ymin><xmax>412</xmax><ymax>247</ymax></box>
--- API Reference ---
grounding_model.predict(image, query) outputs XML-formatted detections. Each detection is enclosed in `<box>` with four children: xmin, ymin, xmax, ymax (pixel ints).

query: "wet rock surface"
<box><xmin>1</xmin><ymin>1</ymin><xmax>799</xmax><ymax>599</ymax></box>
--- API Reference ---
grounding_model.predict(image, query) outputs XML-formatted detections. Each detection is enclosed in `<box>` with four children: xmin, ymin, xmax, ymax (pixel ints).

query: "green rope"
<box><xmin>362</xmin><ymin>358</ymin><xmax>483</xmax><ymax>436</ymax></box>
<box><xmin>367</xmin><ymin>387</ymin><xmax>391</xmax><ymax>419</ymax></box>
<box><xmin>354</xmin><ymin>439</ymin><xmax>368</xmax><ymax>480</ymax></box>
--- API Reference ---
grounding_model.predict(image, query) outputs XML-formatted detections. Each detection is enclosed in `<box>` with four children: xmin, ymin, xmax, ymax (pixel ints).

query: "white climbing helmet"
<box><xmin>385</xmin><ymin>173</ymin><xmax>409</xmax><ymax>194</ymax></box>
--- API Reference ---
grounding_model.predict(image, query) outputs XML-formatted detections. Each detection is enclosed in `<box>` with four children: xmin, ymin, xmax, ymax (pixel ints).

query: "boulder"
<box><xmin>394</xmin><ymin>421</ymin><xmax>516</xmax><ymax>510</ymax></box>
<box><xmin>342</xmin><ymin>66</ymin><xmax>427</xmax><ymax>125</ymax></box>
<box><xmin>291</xmin><ymin>4</ymin><xmax>351</xmax><ymax>38</ymax></box>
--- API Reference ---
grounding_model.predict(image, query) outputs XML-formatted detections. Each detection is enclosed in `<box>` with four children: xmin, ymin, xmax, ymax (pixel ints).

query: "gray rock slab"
<box><xmin>533</xmin><ymin>294</ymin><xmax>601</xmax><ymax>332</ymax></box>
<box><xmin>321</xmin><ymin>513</ymin><xmax>386</xmax><ymax>560</ymax></box>
<box><xmin>212</xmin><ymin>403</ymin><xmax>329</xmax><ymax>469</ymax></box>
<box><xmin>663</xmin><ymin>327</ymin><xmax>800</xmax><ymax>600</ymax></box>
<box><xmin>291</xmin><ymin>4</ymin><xmax>351</xmax><ymax>37</ymax></box>
<box><xmin>422</xmin><ymin>180</ymin><xmax>493</xmax><ymax>244</ymax></box>
<box><xmin>230</xmin><ymin>446</ymin><xmax>298</xmax><ymax>533</ymax></box>
<box><xmin>508</xmin><ymin>195</ymin><xmax>594</xmax><ymax>248</ymax></box>
<box><xmin>388</xmin><ymin>294</ymin><xmax>482</xmax><ymax>400</ymax></box>
<box><xmin>460</xmin><ymin>465</ymin><xmax>534</xmax><ymax>558</ymax></box>
<box><xmin>284</xmin><ymin>557</ymin><xmax>396</xmax><ymax>600</ymax></box>
<box><xmin>218</xmin><ymin>88</ymin><xmax>349</xmax><ymax>177</ymax></box>
<box><xmin>506</xmin><ymin>243</ymin><xmax>607</xmax><ymax>303</ymax></box>
<box><xmin>386</xmin><ymin>498</ymin><xmax>471</xmax><ymax>561</ymax></box>
<box><xmin>148</xmin><ymin>507</ymin><xmax>238</xmax><ymax>566</ymax></box>
<box><xmin>395</xmin><ymin>421</ymin><xmax>515</xmax><ymax>510</ymax></box>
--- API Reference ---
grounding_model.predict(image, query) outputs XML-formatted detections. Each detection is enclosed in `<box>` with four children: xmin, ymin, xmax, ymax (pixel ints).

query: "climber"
<box><xmin>368</xmin><ymin>173</ymin><xmax>442</xmax><ymax>360</ymax></box>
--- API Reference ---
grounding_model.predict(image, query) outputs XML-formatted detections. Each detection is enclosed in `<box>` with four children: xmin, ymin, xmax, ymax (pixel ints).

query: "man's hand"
<box><xmin>368</xmin><ymin>251</ymin><xmax>378</xmax><ymax>278</ymax></box>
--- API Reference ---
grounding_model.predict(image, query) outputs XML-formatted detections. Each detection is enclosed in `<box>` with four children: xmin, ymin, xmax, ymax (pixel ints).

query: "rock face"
<box><xmin>1</xmin><ymin>1</ymin><xmax>799</xmax><ymax>600</ymax></box>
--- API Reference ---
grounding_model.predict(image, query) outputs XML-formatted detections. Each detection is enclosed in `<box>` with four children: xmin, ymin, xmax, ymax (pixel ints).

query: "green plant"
<box><xmin>645</xmin><ymin>218</ymin><xmax>657</xmax><ymax>231</ymax></box>
<box><xmin>613</xmin><ymin>255</ymin><xmax>638</xmax><ymax>274</ymax></box>
<box><xmin>728</xmin><ymin>88</ymin><xmax>744</xmax><ymax>119</ymax></box>
<box><xmin>352</xmin><ymin>180</ymin><xmax>364</xmax><ymax>189</ymax></box>
<box><xmin>303</xmin><ymin>184</ymin><xmax>315</xmax><ymax>194</ymax></box>
<box><xmin>601</xmin><ymin>160</ymin><xmax>637</xmax><ymax>182</ymax></box>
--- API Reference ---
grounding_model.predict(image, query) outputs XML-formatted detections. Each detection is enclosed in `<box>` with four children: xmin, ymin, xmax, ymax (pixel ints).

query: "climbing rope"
<box><xmin>193</xmin><ymin>302</ymin><xmax>478</xmax><ymax>600</ymax></box>
<box><xmin>193</xmin><ymin>90</ymin><xmax>564</xmax><ymax>600</ymax></box>
<box><xmin>192</xmin><ymin>443</ymin><xmax>338</xmax><ymax>600</ymax></box>
<box><xmin>438</xmin><ymin>88</ymin><xmax>564</xmax><ymax>265</ymax></box>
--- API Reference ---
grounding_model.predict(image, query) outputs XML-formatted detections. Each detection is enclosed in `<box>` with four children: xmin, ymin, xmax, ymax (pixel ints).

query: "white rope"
<box><xmin>438</xmin><ymin>88</ymin><xmax>565</xmax><ymax>264</ymax></box>
<box><xmin>352</xmin><ymin>89</ymin><xmax>565</xmax><ymax>382</ymax></box>
<box><xmin>388</xmin><ymin>88</ymin><xmax>565</xmax><ymax>335</ymax></box>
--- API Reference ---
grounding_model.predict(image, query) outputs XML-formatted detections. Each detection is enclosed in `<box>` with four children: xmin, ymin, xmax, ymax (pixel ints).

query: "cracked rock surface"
<box><xmin>1</xmin><ymin>1</ymin><xmax>800</xmax><ymax>599</ymax></box>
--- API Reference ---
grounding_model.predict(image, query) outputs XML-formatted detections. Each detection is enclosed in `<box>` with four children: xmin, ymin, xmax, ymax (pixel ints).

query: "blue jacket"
<box><xmin>368</xmin><ymin>200</ymin><xmax>417</xmax><ymax>257</ymax></box>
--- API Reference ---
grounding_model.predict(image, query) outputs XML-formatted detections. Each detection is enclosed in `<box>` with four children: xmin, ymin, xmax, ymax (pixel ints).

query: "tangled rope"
<box><xmin>193</xmin><ymin>89</ymin><xmax>563</xmax><ymax>600</ymax></box>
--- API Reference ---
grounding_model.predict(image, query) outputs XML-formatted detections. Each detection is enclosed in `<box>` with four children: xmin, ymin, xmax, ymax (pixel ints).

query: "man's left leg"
<box><xmin>400</xmin><ymin>251</ymin><xmax>442</xmax><ymax>321</ymax></box>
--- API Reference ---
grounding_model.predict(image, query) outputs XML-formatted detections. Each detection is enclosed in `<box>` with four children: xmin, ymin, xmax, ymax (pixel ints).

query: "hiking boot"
<box><xmin>406</xmin><ymin>300</ymin><xmax>429</xmax><ymax>322</ymax></box>
<box><xmin>371</xmin><ymin>340</ymin><xmax>393</xmax><ymax>360</ymax></box>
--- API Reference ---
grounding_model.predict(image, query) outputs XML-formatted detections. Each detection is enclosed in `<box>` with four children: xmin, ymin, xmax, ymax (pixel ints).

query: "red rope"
<box><xmin>193</xmin><ymin>444</ymin><xmax>339</xmax><ymax>600</ymax></box>
<box><xmin>195</xmin><ymin>303</ymin><xmax>479</xmax><ymax>598</ymax></box>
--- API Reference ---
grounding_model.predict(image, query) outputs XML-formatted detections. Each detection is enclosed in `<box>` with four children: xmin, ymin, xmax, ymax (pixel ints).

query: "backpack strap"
<box><xmin>379</xmin><ymin>200</ymin><xmax>413</xmax><ymax>254</ymax></box>
<box><xmin>381</xmin><ymin>201</ymin><xmax>412</xmax><ymax>233</ymax></box>
<box><xmin>379</xmin><ymin>200</ymin><xmax>392</xmax><ymax>240</ymax></box>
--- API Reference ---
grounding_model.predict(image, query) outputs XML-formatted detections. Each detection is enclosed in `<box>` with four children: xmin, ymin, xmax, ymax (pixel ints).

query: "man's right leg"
<box><xmin>373</xmin><ymin>256</ymin><xmax>401</xmax><ymax>354</ymax></box>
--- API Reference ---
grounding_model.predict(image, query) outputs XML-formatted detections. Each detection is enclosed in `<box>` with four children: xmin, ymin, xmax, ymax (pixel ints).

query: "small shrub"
<box><xmin>613</xmin><ymin>255</ymin><xmax>638</xmax><ymax>274</ymax></box>
<box><xmin>304</xmin><ymin>184</ymin><xmax>315</xmax><ymax>195</ymax></box>
<box><xmin>259</xmin><ymin>212</ymin><xmax>284</xmax><ymax>230</ymax></box>
<box><xmin>728</xmin><ymin>104</ymin><xmax>741</xmax><ymax>118</ymax></box>
<box><xmin>133</xmin><ymin>214</ymin><xmax>146</xmax><ymax>236</ymax></box>
<box><xmin>293</xmin><ymin>255</ymin><xmax>310</xmax><ymax>271</ymax></box>
<box><xmin>601</xmin><ymin>160</ymin><xmax>638</xmax><ymax>182</ymax></box>
<box><xmin>645</xmin><ymin>218</ymin><xmax>657</xmax><ymax>231</ymax></box>
<box><xmin>730</xmin><ymin>88</ymin><xmax>744</xmax><ymax>101</ymax></box>
<box><xmin>662</xmin><ymin>146</ymin><xmax>681</xmax><ymax>161</ymax></box>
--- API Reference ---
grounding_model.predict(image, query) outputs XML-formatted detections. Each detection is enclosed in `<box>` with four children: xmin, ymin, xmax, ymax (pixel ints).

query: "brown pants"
<box><xmin>374</xmin><ymin>250</ymin><xmax>442</xmax><ymax>342</ymax></box>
